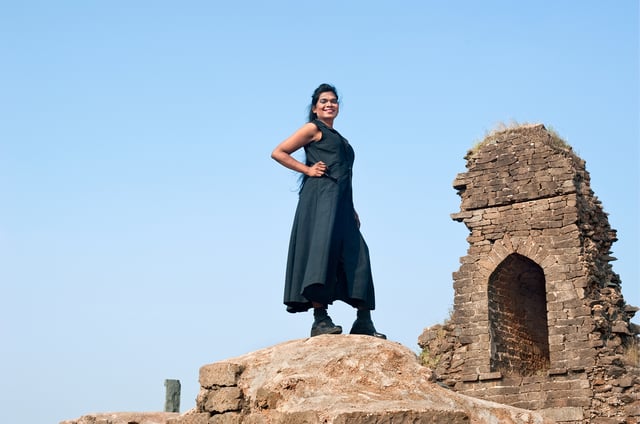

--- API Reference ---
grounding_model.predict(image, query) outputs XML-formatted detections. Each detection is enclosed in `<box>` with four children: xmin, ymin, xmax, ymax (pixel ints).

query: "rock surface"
<box><xmin>176</xmin><ymin>335</ymin><xmax>553</xmax><ymax>423</ymax></box>
<box><xmin>60</xmin><ymin>412</ymin><xmax>178</xmax><ymax>424</ymax></box>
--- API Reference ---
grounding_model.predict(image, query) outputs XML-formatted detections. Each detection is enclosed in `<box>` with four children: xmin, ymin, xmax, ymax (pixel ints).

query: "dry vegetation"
<box><xmin>467</xmin><ymin>120</ymin><xmax>571</xmax><ymax>159</ymax></box>
<box><xmin>623</xmin><ymin>336</ymin><xmax>640</xmax><ymax>367</ymax></box>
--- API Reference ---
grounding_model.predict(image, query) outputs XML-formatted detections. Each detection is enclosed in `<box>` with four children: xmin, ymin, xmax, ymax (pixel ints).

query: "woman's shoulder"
<box><xmin>305</xmin><ymin>120</ymin><xmax>321</xmax><ymax>130</ymax></box>
<box><xmin>303</xmin><ymin>120</ymin><xmax>324</xmax><ymax>142</ymax></box>
<box><xmin>292</xmin><ymin>121</ymin><xmax>321</xmax><ymax>137</ymax></box>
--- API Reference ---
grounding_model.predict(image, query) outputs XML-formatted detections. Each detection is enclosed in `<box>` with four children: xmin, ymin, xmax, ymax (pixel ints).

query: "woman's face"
<box><xmin>312</xmin><ymin>91</ymin><xmax>339</xmax><ymax>121</ymax></box>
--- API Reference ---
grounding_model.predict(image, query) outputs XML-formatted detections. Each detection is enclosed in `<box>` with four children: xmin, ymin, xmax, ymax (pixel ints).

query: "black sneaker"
<box><xmin>350</xmin><ymin>319</ymin><xmax>387</xmax><ymax>339</ymax></box>
<box><xmin>310</xmin><ymin>316</ymin><xmax>343</xmax><ymax>337</ymax></box>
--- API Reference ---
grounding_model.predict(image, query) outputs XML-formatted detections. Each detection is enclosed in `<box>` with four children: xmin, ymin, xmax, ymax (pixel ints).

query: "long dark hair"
<box><xmin>307</xmin><ymin>83</ymin><xmax>339</xmax><ymax>122</ymax></box>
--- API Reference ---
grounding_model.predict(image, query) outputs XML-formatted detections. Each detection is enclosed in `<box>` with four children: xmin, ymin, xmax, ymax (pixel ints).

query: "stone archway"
<box><xmin>488</xmin><ymin>253</ymin><xmax>550</xmax><ymax>376</ymax></box>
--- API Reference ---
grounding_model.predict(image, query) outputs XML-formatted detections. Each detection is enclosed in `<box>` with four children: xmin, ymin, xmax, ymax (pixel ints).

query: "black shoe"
<box><xmin>350</xmin><ymin>318</ymin><xmax>387</xmax><ymax>339</ymax></box>
<box><xmin>311</xmin><ymin>316</ymin><xmax>343</xmax><ymax>337</ymax></box>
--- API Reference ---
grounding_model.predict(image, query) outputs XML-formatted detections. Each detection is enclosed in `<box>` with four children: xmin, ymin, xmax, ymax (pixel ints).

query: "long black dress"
<box><xmin>284</xmin><ymin>119</ymin><xmax>376</xmax><ymax>313</ymax></box>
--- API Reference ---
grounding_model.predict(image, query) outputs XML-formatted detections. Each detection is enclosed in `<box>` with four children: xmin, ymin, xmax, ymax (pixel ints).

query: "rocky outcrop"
<box><xmin>167</xmin><ymin>335</ymin><xmax>553</xmax><ymax>424</ymax></box>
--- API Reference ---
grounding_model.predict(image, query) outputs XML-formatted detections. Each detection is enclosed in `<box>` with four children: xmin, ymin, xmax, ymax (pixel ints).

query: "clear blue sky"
<box><xmin>1</xmin><ymin>2</ymin><xmax>638</xmax><ymax>423</ymax></box>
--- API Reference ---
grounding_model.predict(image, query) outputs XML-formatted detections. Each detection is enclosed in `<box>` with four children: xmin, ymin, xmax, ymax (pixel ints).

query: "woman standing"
<box><xmin>271</xmin><ymin>83</ymin><xmax>385</xmax><ymax>339</ymax></box>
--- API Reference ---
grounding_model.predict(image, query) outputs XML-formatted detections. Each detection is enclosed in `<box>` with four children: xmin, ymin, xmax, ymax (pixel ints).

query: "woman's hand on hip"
<box><xmin>306</xmin><ymin>161</ymin><xmax>327</xmax><ymax>177</ymax></box>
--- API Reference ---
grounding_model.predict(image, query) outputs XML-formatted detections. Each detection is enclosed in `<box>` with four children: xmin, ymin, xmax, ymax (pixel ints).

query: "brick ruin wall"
<box><xmin>419</xmin><ymin>124</ymin><xmax>639</xmax><ymax>424</ymax></box>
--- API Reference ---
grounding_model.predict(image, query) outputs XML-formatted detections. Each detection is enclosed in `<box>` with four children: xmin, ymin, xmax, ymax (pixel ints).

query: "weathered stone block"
<box><xmin>616</xmin><ymin>376</ymin><xmax>634</xmax><ymax>387</ymax></box>
<box><xmin>489</xmin><ymin>385</ymin><xmax>522</xmax><ymax>396</ymax></box>
<box><xmin>199</xmin><ymin>362</ymin><xmax>243</xmax><ymax>388</ymax></box>
<box><xmin>568</xmin><ymin>354</ymin><xmax>595</xmax><ymax>369</ymax></box>
<box><xmin>612</xmin><ymin>321</ymin><xmax>630</xmax><ymax>334</ymax></box>
<box><xmin>565</xmin><ymin>340</ymin><xmax>592</xmax><ymax>351</ymax></box>
<box><xmin>548</xmin><ymin>325</ymin><xmax>575</xmax><ymax>335</ymax></box>
<box><xmin>546</xmin><ymin>388</ymin><xmax>593</xmax><ymax>403</ymax></box>
<box><xmin>590</xmin><ymin>418</ymin><xmax>624</xmax><ymax>424</ymax></box>
<box><xmin>548</xmin><ymin>334</ymin><xmax>565</xmax><ymax>346</ymax></box>
<box><xmin>572</xmin><ymin>333</ymin><xmax>594</xmax><ymax>347</ymax></box>
<box><xmin>462</xmin><ymin>374</ymin><xmax>478</xmax><ymax>382</ymax></box>
<box><xmin>511</xmin><ymin>400</ymin><xmax>545</xmax><ymax>411</ymax></box>
<box><xmin>548</xmin><ymin>310</ymin><xmax>568</xmax><ymax>320</ymax></box>
<box><xmin>168</xmin><ymin>412</ymin><xmax>211</xmax><ymax>424</ymax></box>
<box><xmin>541</xmin><ymin>406</ymin><xmax>584</xmax><ymax>421</ymax></box>
<box><xmin>542</xmin><ymin>380</ymin><xmax>571</xmax><ymax>391</ymax></box>
<box><xmin>208</xmin><ymin>412</ymin><xmax>243</xmax><ymax>424</ymax></box>
<box><xmin>624</xmin><ymin>401</ymin><xmax>640</xmax><ymax>418</ymax></box>
<box><xmin>239</xmin><ymin>413</ymin><xmax>268</xmax><ymax>424</ymax></box>
<box><xmin>204</xmin><ymin>387</ymin><xmax>243</xmax><ymax>413</ymax></box>
<box><xmin>569</xmin><ymin>378</ymin><xmax>591</xmax><ymax>390</ymax></box>
<box><xmin>333</xmin><ymin>410</ymin><xmax>470</xmax><ymax>424</ymax></box>
<box><xmin>478</xmin><ymin>371</ymin><xmax>502</xmax><ymax>381</ymax></box>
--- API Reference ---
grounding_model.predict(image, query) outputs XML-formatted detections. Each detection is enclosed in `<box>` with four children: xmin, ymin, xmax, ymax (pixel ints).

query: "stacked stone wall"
<box><xmin>419</xmin><ymin>124</ymin><xmax>639</xmax><ymax>423</ymax></box>
<box><xmin>168</xmin><ymin>363</ymin><xmax>245</xmax><ymax>424</ymax></box>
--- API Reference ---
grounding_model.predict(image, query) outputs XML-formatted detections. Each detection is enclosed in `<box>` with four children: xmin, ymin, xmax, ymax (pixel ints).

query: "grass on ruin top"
<box><xmin>466</xmin><ymin>121</ymin><xmax>571</xmax><ymax>160</ymax></box>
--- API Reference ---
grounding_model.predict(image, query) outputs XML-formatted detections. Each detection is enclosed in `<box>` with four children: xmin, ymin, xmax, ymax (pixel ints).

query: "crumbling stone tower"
<box><xmin>419</xmin><ymin>124</ymin><xmax>639</xmax><ymax>423</ymax></box>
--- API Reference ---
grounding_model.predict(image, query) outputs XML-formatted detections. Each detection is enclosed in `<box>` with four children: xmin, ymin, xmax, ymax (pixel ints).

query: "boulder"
<box><xmin>184</xmin><ymin>335</ymin><xmax>553</xmax><ymax>424</ymax></box>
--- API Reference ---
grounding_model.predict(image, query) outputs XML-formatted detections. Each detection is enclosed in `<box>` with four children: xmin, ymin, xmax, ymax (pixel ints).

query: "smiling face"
<box><xmin>312</xmin><ymin>91</ymin><xmax>339</xmax><ymax>122</ymax></box>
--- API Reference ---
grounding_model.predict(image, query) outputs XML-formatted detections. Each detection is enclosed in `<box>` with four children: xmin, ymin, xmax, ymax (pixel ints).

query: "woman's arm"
<box><xmin>271</xmin><ymin>123</ymin><xmax>327</xmax><ymax>177</ymax></box>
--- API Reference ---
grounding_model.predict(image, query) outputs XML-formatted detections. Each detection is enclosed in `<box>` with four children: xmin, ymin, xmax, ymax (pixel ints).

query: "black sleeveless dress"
<box><xmin>283</xmin><ymin>119</ymin><xmax>376</xmax><ymax>313</ymax></box>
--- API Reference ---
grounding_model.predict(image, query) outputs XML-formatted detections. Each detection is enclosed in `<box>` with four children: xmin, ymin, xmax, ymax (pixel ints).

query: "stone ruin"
<box><xmin>419</xmin><ymin>124</ymin><xmax>639</xmax><ymax>423</ymax></box>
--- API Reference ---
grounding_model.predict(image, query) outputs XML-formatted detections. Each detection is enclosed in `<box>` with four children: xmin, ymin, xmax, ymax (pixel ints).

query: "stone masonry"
<box><xmin>419</xmin><ymin>124</ymin><xmax>639</xmax><ymax>423</ymax></box>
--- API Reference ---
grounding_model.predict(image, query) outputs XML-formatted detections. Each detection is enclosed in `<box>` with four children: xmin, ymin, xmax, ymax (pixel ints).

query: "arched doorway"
<box><xmin>488</xmin><ymin>253</ymin><xmax>550</xmax><ymax>376</ymax></box>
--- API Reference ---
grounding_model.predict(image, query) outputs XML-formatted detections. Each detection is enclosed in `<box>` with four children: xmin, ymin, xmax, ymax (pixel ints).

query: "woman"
<box><xmin>271</xmin><ymin>83</ymin><xmax>385</xmax><ymax>339</ymax></box>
